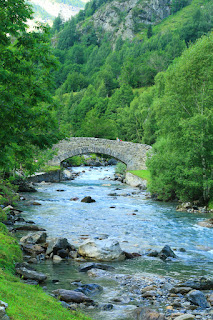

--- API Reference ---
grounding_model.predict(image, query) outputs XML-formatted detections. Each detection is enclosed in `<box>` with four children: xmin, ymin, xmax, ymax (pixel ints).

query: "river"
<box><xmin>18</xmin><ymin>166</ymin><xmax>213</xmax><ymax>319</ymax></box>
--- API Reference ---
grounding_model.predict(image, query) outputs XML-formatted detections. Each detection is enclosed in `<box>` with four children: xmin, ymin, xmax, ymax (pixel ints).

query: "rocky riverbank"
<box><xmin>2</xmin><ymin>202</ymin><xmax>212</xmax><ymax>320</ymax></box>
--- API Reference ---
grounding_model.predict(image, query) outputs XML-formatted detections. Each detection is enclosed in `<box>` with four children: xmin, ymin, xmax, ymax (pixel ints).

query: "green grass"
<box><xmin>0</xmin><ymin>223</ymin><xmax>22</xmax><ymax>273</ymax></box>
<box><xmin>0</xmin><ymin>220</ymin><xmax>92</xmax><ymax>320</ymax></box>
<box><xmin>128</xmin><ymin>170</ymin><xmax>151</xmax><ymax>183</ymax></box>
<box><xmin>41</xmin><ymin>165</ymin><xmax>61</xmax><ymax>173</ymax></box>
<box><xmin>136</xmin><ymin>0</ymin><xmax>210</xmax><ymax>41</ymax></box>
<box><xmin>0</xmin><ymin>270</ymin><xmax>91</xmax><ymax>320</ymax></box>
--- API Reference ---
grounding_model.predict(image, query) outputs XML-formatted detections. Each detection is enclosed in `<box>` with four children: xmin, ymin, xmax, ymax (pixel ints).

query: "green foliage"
<box><xmin>171</xmin><ymin>0</ymin><xmax>190</xmax><ymax>14</ymax></box>
<box><xmin>115</xmin><ymin>162</ymin><xmax>126</xmax><ymax>175</ymax></box>
<box><xmin>0</xmin><ymin>180</ymin><xmax>19</xmax><ymax>206</ymax></box>
<box><xmin>208</xmin><ymin>200</ymin><xmax>213</xmax><ymax>210</ymax></box>
<box><xmin>66</xmin><ymin>155</ymin><xmax>87</xmax><ymax>166</ymax></box>
<box><xmin>50</xmin><ymin>0</ymin><xmax>212</xmax><ymax>205</ymax></box>
<box><xmin>180</xmin><ymin>4</ymin><xmax>213</xmax><ymax>44</ymax></box>
<box><xmin>0</xmin><ymin>1</ymin><xmax>63</xmax><ymax>175</ymax></box>
<box><xmin>0</xmin><ymin>229</ymin><xmax>22</xmax><ymax>272</ymax></box>
<box><xmin>147</xmin><ymin>24</ymin><xmax>153</xmax><ymax>38</ymax></box>
<box><xmin>61</xmin><ymin>72</ymin><xmax>88</xmax><ymax>93</ymax></box>
<box><xmin>0</xmin><ymin>209</ymin><xmax>7</xmax><ymax>223</ymax></box>
<box><xmin>51</xmin><ymin>15</ymin><xmax>64</xmax><ymax>33</ymax></box>
<box><xmin>147</xmin><ymin>34</ymin><xmax>213</xmax><ymax>203</ymax></box>
<box><xmin>118</xmin><ymin>87</ymin><xmax>157</xmax><ymax>143</ymax></box>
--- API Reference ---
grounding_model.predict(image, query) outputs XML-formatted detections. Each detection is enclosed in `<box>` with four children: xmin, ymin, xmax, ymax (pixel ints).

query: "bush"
<box><xmin>115</xmin><ymin>162</ymin><xmax>126</xmax><ymax>175</ymax></box>
<box><xmin>0</xmin><ymin>208</ymin><xmax>7</xmax><ymax>223</ymax></box>
<box><xmin>0</xmin><ymin>180</ymin><xmax>19</xmax><ymax>206</ymax></box>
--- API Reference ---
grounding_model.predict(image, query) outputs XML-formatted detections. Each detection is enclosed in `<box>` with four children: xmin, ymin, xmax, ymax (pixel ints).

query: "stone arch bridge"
<box><xmin>49</xmin><ymin>137</ymin><xmax>151</xmax><ymax>170</ymax></box>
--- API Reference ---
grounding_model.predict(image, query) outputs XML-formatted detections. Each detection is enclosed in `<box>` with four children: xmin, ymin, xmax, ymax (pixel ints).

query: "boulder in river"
<box><xmin>198</xmin><ymin>218</ymin><xmax>213</xmax><ymax>228</ymax></box>
<box><xmin>20</xmin><ymin>232</ymin><xmax>47</xmax><ymax>244</ymax></box>
<box><xmin>78</xmin><ymin>239</ymin><xmax>125</xmax><ymax>261</ymax></box>
<box><xmin>46</xmin><ymin>237</ymin><xmax>76</xmax><ymax>256</ymax></box>
<box><xmin>12</xmin><ymin>178</ymin><xmax>37</xmax><ymax>192</ymax></box>
<box><xmin>52</xmin><ymin>289</ymin><xmax>94</xmax><ymax>304</ymax></box>
<box><xmin>186</xmin><ymin>289</ymin><xmax>210</xmax><ymax>308</ymax></box>
<box><xmin>81</xmin><ymin>196</ymin><xmax>96</xmax><ymax>203</ymax></box>
<box><xmin>159</xmin><ymin>245</ymin><xmax>176</xmax><ymax>260</ymax></box>
<box><xmin>21</xmin><ymin>243</ymin><xmax>45</xmax><ymax>256</ymax></box>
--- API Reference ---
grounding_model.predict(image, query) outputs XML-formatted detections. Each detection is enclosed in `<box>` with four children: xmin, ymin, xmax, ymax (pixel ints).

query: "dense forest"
<box><xmin>0</xmin><ymin>0</ymin><xmax>212</xmax><ymax>205</ymax></box>
<box><xmin>51</xmin><ymin>0</ymin><xmax>213</xmax><ymax>204</ymax></box>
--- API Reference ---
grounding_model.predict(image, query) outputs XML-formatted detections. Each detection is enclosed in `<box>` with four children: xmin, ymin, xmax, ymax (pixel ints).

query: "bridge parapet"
<box><xmin>48</xmin><ymin>137</ymin><xmax>151</xmax><ymax>170</ymax></box>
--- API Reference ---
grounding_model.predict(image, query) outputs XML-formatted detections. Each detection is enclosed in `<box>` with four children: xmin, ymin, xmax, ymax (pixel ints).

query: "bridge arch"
<box><xmin>48</xmin><ymin>137</ymin><xmax>151</xmax><ymax>170</ymax></box>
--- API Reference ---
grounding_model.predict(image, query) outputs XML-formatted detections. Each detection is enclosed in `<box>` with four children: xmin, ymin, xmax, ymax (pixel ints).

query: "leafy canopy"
<box><xmin>0</xmin><ymin>0</ymin><xmax>62</xmax><ymax>174</ymax></box>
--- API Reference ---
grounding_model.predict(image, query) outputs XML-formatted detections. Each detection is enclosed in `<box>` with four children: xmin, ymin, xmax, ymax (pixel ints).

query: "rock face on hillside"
<box><xmin>78</xmin><ymin>0</ymin><xmax>171</xmax><ymax>42</ymax></box>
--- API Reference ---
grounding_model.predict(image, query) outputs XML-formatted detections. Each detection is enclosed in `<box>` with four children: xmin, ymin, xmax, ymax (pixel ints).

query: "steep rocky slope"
<box><xmin>78</xmin><ymin>0</ymin><xmax>172</xmax><ymax>41</ymax></box>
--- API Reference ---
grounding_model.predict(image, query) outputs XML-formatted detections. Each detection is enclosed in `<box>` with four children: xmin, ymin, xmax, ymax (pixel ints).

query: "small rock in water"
<box><xmin>124</xmin><ymin>251</ymin><xmax>141</xmax><ymax>259</ymax></box>
<box><xmin>53</xmin><ymin>255</ymin><xmax>63</xmax><ymax>262</ymax></box>
<box><xmin>70</xmin><ymin>197</ymin><xmax>79</xmax><ymax>201</ymax></box>
<box><xmin>147</xmin><ymin>250</ymin><xmax>159</xmax><ymax>257</ymax></box>
<box><xmin>75</xmin><ymin>283</ymin><xmax>103</xmax><ymax>296</ymax></box>
<box><xmin>100</xmin><ymin>303</ymin><xmax>113</xmax><ymax>311</ymax></box>
<box><xmin>79</xmin><ymin>262</ymin><xmax>115</xmax><ymax>272</ymax></box>
<box><xmin>32</xmin><ymin>202</ymin><xmax>42</xmax><ymax>205</ymax></box>
<box><xmin>81</xmin><ymin>196</ymin><xmax>96</xmax><ymax>203</ymax></box>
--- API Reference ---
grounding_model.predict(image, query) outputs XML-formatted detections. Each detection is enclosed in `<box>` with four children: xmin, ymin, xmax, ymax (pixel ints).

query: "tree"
<box><xmin>52</xmin><ymin>15</ymin><xmax>63</xmax><ymax>33</ymax></box>
<box><xmin>148</xmin><ymin>34</ymin><xmax>213</xmax><ymax>203</ymax></box>
<box><xmin>80</xmin><ymin>109</ymin><xmax>117</xmax><ymax>139</ymax></box>
<box><xmin>147</xmin><ymin>25</ymin><xmax>153</xmax><ymax>38</ymax></box>
<box><xmin>171</xmin><ymin>0</ymin><xmax>189</xmax><ymax>14</ymax></box>
<box><xmin>0</xmin><ymin>1</ymin><xmax>61</xmax><ymax>174</ymax></box>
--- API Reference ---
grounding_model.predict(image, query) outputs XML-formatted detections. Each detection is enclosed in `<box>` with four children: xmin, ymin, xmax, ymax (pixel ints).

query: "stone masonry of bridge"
<box><xmin>48</xmin><ymin>137</ymin><xmax>151</xmax><ymax>170</ymax></box>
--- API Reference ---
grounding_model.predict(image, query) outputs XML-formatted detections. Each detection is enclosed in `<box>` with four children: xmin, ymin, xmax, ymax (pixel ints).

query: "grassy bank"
<box><xmin>128</xmin><ymin>170</ymin><xmax>151</xmax><ymax>183</ymax></box>
<box><xmin>0</xmin><ymin>183</ymin><xmax>92</xmax><ymax>320</ymax></box>
<box><xmin>0</xmin><ymin>222</ymin><xmax>92</xmax><ymax>320</ymax></box>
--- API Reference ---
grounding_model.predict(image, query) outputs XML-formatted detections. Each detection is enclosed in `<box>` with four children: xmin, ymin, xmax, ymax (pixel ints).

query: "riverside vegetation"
<box><xmin>0</xmin><ymin>0</ymin><xmax>212</xmax><ymax>319</ymax></box>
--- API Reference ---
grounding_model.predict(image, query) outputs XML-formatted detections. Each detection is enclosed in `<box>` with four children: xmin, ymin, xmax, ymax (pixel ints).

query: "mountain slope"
<box><xmin>78</xmin><ymin>0</ymin><xmax>172</xmax><ymax>42</ymax></box>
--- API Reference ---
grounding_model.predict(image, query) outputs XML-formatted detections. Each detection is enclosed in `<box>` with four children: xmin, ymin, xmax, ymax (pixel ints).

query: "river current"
<box><xmin>18</xmin><ymin>166</ymin><xmax>213</xmax><ymax>319</ymax></box>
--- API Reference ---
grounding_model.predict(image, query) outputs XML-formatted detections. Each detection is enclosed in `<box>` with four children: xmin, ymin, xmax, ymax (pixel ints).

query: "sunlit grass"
<box><xmin>0</xmin><ymin>271</ymin><xmax>92</xmax><ymax>320</ymax></box>
<box><xmin>0</xmin><ymin>222</ymin><xmax>92</xmax><ymax>320</ymax></box>
<box><xmin>128</xmin><ymin>170</ymin><xmax>151</xmax><ymax>183</ymax></box>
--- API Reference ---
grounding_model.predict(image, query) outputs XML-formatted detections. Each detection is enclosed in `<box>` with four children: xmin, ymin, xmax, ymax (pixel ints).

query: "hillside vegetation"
<box><xmin>52</xmin><ymin>0</ymin><xmax>212</xmax><ymax>204</ymax></box>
